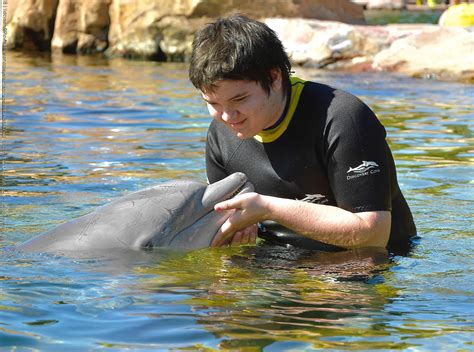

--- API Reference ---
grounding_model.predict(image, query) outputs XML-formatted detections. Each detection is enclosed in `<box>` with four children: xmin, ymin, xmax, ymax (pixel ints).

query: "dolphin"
<box><xmin>347</xmin><ymin>161</ymin><xmax>379</xmax><ymax>174</ymax></box>
<box><xmin>17</xmin><ymin>172</ymin><xmax>253</xmax><ymax>253</ymax></box>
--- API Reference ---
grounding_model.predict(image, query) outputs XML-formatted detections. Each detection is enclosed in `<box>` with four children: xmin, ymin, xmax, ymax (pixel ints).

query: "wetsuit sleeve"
<box><xmin>324</xmin><ymin>91</ymin><xmax>392</xmax><ymax>213</ymax></box>
<box><xmin>206</xmin><ymin>121</ymin><xmax>228</xmax><ymax>184</ymax></box>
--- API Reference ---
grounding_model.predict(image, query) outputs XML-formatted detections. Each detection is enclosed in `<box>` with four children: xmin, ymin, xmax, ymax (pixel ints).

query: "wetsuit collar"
<box><xmin>263</xmin><ymin>88</ymin><xmax>291</xmax><ymax>131</ymax></box>
<box><xmin>255</xmin><ymin>76</ymin><xmax>306</xmax><ymax>143</ymax></box>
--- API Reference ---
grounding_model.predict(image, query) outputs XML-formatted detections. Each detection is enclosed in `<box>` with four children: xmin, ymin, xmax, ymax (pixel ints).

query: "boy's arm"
<box><xmin>212</xmin><ymin>192</ymin><xmax>390</xmax><ymax>249</ymax></box>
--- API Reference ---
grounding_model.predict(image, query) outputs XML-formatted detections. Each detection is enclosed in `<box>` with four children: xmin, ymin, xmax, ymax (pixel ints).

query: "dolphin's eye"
<box><xmin>143</xmin><ymin>241</ymin><xmax>153</xmax><ymax>249</ymax></box>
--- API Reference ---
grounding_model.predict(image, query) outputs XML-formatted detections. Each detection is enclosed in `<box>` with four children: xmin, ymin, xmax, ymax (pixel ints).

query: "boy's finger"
<box><xmin>231</xmin><ymin>231</ymin><xmax>243</xmax><ymax>246</ymax></box>
<box><xmin>214</xmin><ymin>200</ymin><xmax>233</xmax><ymax>212</ymax></box>
<box><xmin>211</xmin><ymin>221</ymin><xmax>234</xmax><ymax>247</ymax></box>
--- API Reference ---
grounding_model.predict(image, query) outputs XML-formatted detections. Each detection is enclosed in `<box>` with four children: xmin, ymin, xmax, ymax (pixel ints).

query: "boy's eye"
<box><xmin>233</xmin><ymin>96</ymin><xmax>247</xmax><ymax>102</ymax></box>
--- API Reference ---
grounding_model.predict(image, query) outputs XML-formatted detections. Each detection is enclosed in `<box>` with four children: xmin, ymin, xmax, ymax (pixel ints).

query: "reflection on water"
<box><xmin>1</xmin><ymin>51</ymin><xmax>473</xmax><ymax>350</ymax></box>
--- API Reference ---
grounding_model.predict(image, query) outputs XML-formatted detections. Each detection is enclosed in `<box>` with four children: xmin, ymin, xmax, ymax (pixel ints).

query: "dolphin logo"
<box><xmin>17</xmin><ymin>173</ymin><xmax>254</xmax><ymax>253</ymax></box>
<box><xmin>347</xmin><ymin>161</ymin><xmax>379</xmax><ymax>174</ymax></box>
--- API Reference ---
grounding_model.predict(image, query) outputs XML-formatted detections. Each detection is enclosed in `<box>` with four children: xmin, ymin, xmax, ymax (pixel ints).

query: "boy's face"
<box><xmin>201</xmin><ymin>70</ymin><xmax>286</xmax><ymax>139</ymax></box>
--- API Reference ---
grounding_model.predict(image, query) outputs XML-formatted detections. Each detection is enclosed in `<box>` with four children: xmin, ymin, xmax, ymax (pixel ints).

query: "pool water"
<box><xmin>364</xmin><ymin>9</ymin><xmax>443</xmax><ymax>25</ymax></box>
<box><xmin>1</xmin><ymin>52</ymin><xmax>473</xmax><ymax>350</ymax></box>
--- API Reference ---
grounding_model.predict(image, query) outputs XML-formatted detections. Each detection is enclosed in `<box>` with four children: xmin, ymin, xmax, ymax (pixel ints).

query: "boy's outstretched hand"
<box><xmin>211</xmin><ymin>192</ymin><xmax>267</xmax><ymax>247</ymax></box>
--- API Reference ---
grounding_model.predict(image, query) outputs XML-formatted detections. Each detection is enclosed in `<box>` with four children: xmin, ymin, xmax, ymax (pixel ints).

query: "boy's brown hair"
<box><xmin>189</xmin><ymin>14</ymin><xmax>292</xmax><ymax>95</ymax></box>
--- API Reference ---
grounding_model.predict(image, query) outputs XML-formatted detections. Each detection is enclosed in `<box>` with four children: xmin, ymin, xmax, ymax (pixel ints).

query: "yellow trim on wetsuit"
<box><xmin>254</xmin><ymin>76</ymin><xmax>306</xmax><ymax>143</ymax></box>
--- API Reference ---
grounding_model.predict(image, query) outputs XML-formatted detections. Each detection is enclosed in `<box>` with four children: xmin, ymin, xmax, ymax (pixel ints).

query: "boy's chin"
<box><xmin>227</xmin><ymin>125</ymin><xmax>256</xmax><ymax>140</ymax></box>
<box><xmin>235</xmin><ymin>131</ymin><xmax>254</xmax><ymax>140</ymax></box>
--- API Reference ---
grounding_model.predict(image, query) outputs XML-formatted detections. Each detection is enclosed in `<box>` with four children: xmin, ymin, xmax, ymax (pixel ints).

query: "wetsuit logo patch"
<box><xmin>347</xmin><ymin>161</ymin><xmax>380</xmax><ymax>180</ymax></box>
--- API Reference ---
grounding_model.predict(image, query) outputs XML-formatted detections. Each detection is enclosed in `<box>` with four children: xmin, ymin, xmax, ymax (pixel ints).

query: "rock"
<box><xmin>106</xmin><ymin>0</ymin><xmax>364</xmax><ymax>60</ymax></box>
<box><xmin>51</xmin><ymin>0</ymin><xmax>111</xmax><ymax>54</ymax></box>
<box><xmin>265</xmin><ymin>19</ymin><xmax>354</xmax><ymax>67</ymax></box>
<box><xmin>265</xmin><ymin>19</ymin><xmax>414</xmax><ymax>67</ymax></box>
<box><xmin>373</xmin><ymin>26</ymin><xmax>474</xmax><ymax>82</ymax></box>
<box><xmin>266</xmin><ymin>19</ymin><xmax>474</xmax><ymax>82</ymax></box>
<box><xmin>6</xmin><ymin>0</ymin><xmax>59</xmax><ymax>51</ymax></box>
<box><xmin>354</xmin><ymin>0</ymin><xmax>406</xmax><ymax>10</ymax></box>
<box><xmin>6</xmin><ymin>0</ymin><xmax>364</xmax><ymax>57</ymax></box>
<box><xmin>155</xmin><ymin>17</ymin><xmax>209</xmax><ymax>62</ymax></box>
<box><xmin>106</xmin><ymin>0</ymin><xmax>211</xmax><ymax>60</ymax></box>
<box><xmin>5</xmin><ymin>0</ymin><xmax>473</xmax><ymax>83</ymax></box>
<box><xmin>178</xmin><ymin>0</ymin><xmax>365</xmax><ymax>24</ymax></box>
<box><xmin>6</xmin><ymin>0</ymin><xmax>20</xmax><ymax>24</ymax></box>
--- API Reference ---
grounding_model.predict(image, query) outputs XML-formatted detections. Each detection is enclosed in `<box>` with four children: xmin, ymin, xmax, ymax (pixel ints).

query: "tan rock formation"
<box><xmin>172</xmin><ymin>0</ymin><xmax>365</xmax><ymax>23</ymax></box>
<box><xmin>51</xmin><ymin>0</ymin><xmax>111</xmax><ymax>54</ymax></box>
<box><xmin>6</xmin><ymin>0</ymin><xmax>20</xmax><ymax>23</ymax></box>
<box><xmin>5</xmin><ymin>0</ymin><xmax>473</xmax><ymax>83</ymax></box>
<box><xmin>6</xmin><ymin>0</ymin><xmax>59</xmax><ymax>51</ymax></box>
<box><xmin>106</xmin><ymin>0</ymin><xmax>204</xmax><ymax>60</ymax></box>
<box><xmin>106</xmin><ymin>0</ymin><xmax>364</xmax><ymax>60</ymax></box>
<box><xmin>7</xmin><ymin>0</ymin><xmax>364</xmax><ymax>57</ymax></box>
<box><xmin>265</xmin><ymin>19</ymin><xmax>411</xmax><ymax>67</ymax></box>
<box><xmin>352</xmin><ymin>0</ymin><xmax>406</xmax><ymax>10</ymax></box>
<box><xmin>268</xmin><ymin>19</ymin><xmax>474</xmax><ymax>82</ymax></box>
<box><xmin>372</xmin><ymin>26</ymin><xmax>474</xmax><ymax>82</ymax></box>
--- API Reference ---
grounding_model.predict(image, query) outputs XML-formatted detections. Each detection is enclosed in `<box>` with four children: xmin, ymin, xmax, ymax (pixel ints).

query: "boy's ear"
<box><xmin>270</xmin><ymin>67</ymin><xmax>283</xmax><ymax>90</ymax></box>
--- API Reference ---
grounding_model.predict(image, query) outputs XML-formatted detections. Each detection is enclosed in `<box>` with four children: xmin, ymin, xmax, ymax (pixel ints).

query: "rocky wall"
<box><xmin>5</xmin><ymin>0</ymin><xmax>474</xmax><ymax>82</ymax></box>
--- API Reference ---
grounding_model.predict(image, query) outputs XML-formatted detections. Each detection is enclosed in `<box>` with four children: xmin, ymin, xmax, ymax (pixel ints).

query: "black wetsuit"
<box><xmin>206</xmin><ymin>77</ymin><xmax>416</xmax><ymax>251</ymax></box>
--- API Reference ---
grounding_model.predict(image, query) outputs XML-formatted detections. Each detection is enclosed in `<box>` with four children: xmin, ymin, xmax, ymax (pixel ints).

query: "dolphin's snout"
<box><xmin>231</xmin><ymin>172</ymin><xmax>248</xmax><ymax>185</ymax></box>
<box><xmin>225</xmin><ymin>173</ymin><xmax>253</xmax><ymax>199</ymax></box>
<box><xmin>201</xmin><ymin>172</ymin><xmax>250</xmax><ymax>208</ymax></box>
<box><xmin>236</xmin><ymin>181</ymin><xmax>254</xmax><ymax>196</ymax></box>
<box><xmin>236</xmin><ymin>172</ymin><xmax>247</xmax><ymax>180</ymax></box>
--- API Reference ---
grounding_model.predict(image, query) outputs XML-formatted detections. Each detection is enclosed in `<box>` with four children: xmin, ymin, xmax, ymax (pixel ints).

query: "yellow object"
<box><xmin>439</xmin><ymin>3</ymin><xmax>474</xmax><ymax>27</ymax></box>
<box><xmin>427</xmin><ymin>0</ymin><xmax>439</xmax><ymax>7</ymax></box>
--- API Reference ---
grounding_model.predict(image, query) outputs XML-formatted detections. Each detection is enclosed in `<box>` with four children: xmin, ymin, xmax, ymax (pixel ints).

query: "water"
<box><xmin>364</xmin><ymin>9</ymin><xmax>443</xmax><ymax>25</ymax></box>
<box><xmin>2</xmin><ymin>51</ymin><xmax>473</xmax><ymax>350</ymax></box>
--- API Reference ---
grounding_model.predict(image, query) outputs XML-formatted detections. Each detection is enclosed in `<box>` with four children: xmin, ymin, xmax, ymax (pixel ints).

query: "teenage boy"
<box><xmin>189</xmin><ymin>15</ymin><xmax>416</xmax><ymax>251</ymax></box>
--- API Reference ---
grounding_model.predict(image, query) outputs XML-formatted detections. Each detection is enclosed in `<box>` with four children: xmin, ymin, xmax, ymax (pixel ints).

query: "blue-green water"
<box><xmin>364</xmin><ymin>9</ymin><xmax>443</xmax><ymax>25</ymax></box>
<box><xmin>1</xmin><ymin>52</ymin><xmax>473</xmax><ymax>350</ymax></box>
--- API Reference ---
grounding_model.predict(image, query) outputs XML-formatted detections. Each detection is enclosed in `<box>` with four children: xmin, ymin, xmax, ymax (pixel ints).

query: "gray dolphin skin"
<box><xmin>17</xmin><ymin>172</ymin><xmax>253</xmax><ymax>253</ymax></box>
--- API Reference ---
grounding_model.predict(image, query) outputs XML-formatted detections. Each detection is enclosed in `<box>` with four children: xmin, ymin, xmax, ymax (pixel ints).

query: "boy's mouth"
<box><xmin>230</xmin><ymin>119</ymin><xmax>246</xmax><ymax>128</ymax></box>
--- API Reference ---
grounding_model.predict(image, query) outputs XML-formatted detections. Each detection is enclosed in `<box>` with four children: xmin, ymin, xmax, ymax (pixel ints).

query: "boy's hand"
<box><xmin>211</xmin><ymin>192</ymin><xmax>267</xmax><ymax>247</ymax></box>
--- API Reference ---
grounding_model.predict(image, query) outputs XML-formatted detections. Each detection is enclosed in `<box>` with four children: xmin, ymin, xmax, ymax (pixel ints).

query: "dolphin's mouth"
<box><xmin>229</xmin><ymin>181</ymin><xmax>254</xmax><ymax>200</ymax></box>
<box><xmin>165</xmin><ymin>175</ymin><xmax>255</xmax><ymax>248</ymax></box>
<box><xmin>201</xmin><ymin>173</ymin><xmax>254</xmax><ymax>209</ymax></box>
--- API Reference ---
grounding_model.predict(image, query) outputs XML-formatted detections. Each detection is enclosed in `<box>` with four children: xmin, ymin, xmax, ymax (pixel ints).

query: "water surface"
<box><xmin>1</xmin><ymin>52</ymin><xmax>473</xmax><ymax>350</ymax></box>
<box><xmin>364</xmin><ymin>9</ymin><xmax>443</xmax><ymax>25</ymax></box>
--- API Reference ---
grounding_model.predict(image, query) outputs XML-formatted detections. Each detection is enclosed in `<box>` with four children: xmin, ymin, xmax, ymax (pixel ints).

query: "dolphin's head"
<box><xmin>146</xmin><ymin>172</ymin><xmax>254</xmax><ymax>250</ymax></box>
<box><xmin>16</xmin><ymin>172</ymin><xmax>254</xmax><ymax>253</ymax></box>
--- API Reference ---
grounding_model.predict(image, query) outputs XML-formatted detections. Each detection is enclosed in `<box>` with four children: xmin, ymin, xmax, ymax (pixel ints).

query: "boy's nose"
<box><xmin>222</xmin><ymin>109</ymin><xmax>237</xmax><ymax>122</ymax></box>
